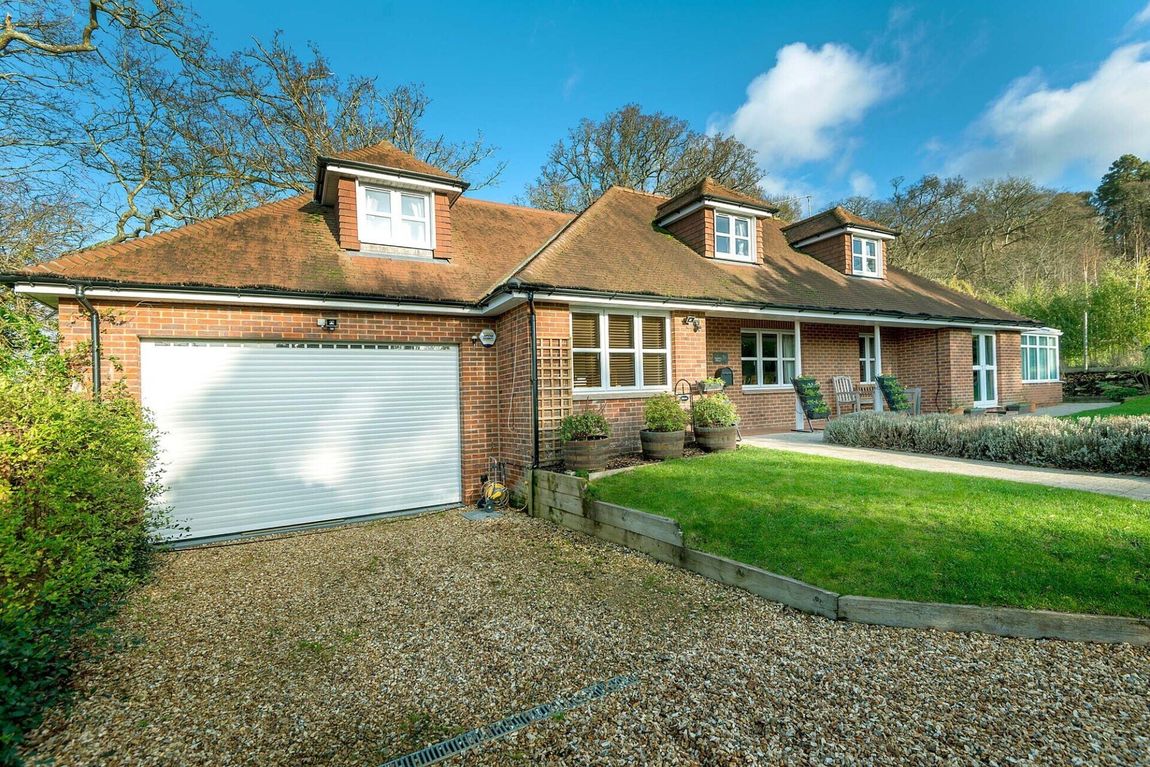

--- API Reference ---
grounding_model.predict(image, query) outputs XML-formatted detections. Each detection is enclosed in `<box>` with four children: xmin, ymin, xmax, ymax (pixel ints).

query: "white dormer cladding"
<box><xmin>317</xmin><ymin>163</ymin><xmax>465</xmax><ymax>206</ymax></box>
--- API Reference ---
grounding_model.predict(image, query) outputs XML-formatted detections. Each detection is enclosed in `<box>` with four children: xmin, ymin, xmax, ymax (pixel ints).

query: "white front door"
<box><xmin>972</xmin><ymin>332</ymin><xmax>998</xmax><ymax>408</ymax></box>
<box><xmin>141</xmin><ymin>340</ymin><xmax>462</xmax><ymax>540</ymax></box>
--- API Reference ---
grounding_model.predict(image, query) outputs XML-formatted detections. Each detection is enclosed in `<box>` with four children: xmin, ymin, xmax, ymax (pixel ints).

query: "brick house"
<box><xmin>4</xmin><ymin>142</ymin><xmax>1063</xmax><ymax>540</ymax></box>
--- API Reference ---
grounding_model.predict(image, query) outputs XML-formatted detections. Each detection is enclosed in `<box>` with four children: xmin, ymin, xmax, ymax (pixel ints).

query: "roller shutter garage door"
<box><xmin>141</xmin><ymin>340</ymin><xmax>462</xmax><ymax>540</ymax></box>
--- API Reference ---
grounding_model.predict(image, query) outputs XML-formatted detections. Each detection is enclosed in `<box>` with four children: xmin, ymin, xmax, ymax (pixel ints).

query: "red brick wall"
<box><xmin>884</xmin><ymin>327</ymin><xmax>974</xmax><ymax>412</ymax></box>
<box><xmin>1022</xmin><ymin>382</ymin><xmax>1063</xmax><ymax>407</ymax></box>
<box><xmin>495</xmin><ymin>303</ymin><xmax>533</xmax><ymax>490</ymax></box>
<box><xmin>57</xmin><ymin>299</ymin><xmax>500</xmax><ymax>504</ymax></box>
<box><xmin>705</xmin><ymin>317</ymin><xmax>796</xmax><ymax>432</ymax></box>
<box><xmin>996</xmin><ymin>331</ymin><xmax>1024</xmax><ymax>405</ymax></box>
<box><xmin>336</xmin><ymin>176</ymin><xmax>360</xmax><ymax>251</ymax></box>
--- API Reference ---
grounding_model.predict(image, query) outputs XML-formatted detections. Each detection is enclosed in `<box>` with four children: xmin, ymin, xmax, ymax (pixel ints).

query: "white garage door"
<box><xmin>141</xmin><ymin>340</ymin><xmax>462</xmax><ymax>540</ymax></box>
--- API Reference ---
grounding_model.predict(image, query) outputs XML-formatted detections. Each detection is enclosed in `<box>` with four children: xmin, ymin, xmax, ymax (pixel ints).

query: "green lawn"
<box><xmin>1066</xmin><ymin>394</ymin><xmax>1150</xmax><ymax>418</ymax></box>
<box><xmin>591</xmin><ymin>447</ymin><xmax>1150</xmax><ymax>617</ymax></box>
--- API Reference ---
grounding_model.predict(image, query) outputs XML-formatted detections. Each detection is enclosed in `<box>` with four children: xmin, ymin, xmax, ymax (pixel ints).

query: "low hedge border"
<box><xmin>530</xmin><ymin>471</ymin><xmax>1150</xmax><ymax>646</ymax></box>
<box><xmin>823</xmin><ymin>411</ymin><xmax>1150</xmax><ymax>476</ymax></box>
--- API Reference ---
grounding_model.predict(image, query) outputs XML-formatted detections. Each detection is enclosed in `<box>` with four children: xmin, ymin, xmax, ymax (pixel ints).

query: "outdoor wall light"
<box><xmin>317</xmin><ymin>317</ymin><xmax>338</xmax><ymax>332</ymax></box>
<box><xmin>681</xmin><ymin>315</ymin><xmax>702</xmax><ymax>332</ymax></box>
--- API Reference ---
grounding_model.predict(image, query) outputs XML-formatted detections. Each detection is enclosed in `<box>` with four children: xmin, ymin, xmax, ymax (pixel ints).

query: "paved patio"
<box><xmin>743</xmin><ymin>429</ymin><xmax>1150</xmax><ymax>501</ymax></box>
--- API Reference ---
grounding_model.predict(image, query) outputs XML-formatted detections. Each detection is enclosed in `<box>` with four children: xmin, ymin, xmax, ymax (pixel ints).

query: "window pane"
<box><xmin>853</xmin><ymin>255</ymin><xmax>864</xmax><ymax>272</ymax></box>
<box><xmin>573</xmin><ymin>352</ymin><xmax>600</xmax><ymax>388</ymax></box>
<box><xmin>641</xmin><ymin>316</ymin><xmax>666</xmax><ymax>350</ymax></box>
<box><xmin>782</xmin><ymin>360</ymin><xmax>796</xmax><ymax>384</ymax></box>
<box><xmin>1038</xmin><ymin>349</ymin><xmax>1048</xmax><ymax>380</ymax></box>
<box><xmin>972</xmin><ymin>336</ymin><xmax>980</xmax><ymax>362</ymax></box>
<box><xmin>607</xmin><ymin>314</ymin><xmax>633</xmax><ymax>349</ymax></box>
<box><xmin>860</xmin><ymin>361</ymin><xmax>869</xmax><ymax>382</ymax></box>
<box><xmin>735</xmin><ymin>238</ymin><xmax>749</xmax><ymax>256</ymax></box>
<box><xmin>734</xmin><ymin>218</ymin><xmax>749</xmax><ymax>237</ymax></box>
<box><xmin>973</xmin><ymin>371</ymin><xmax>981</xmax><ymax>401</ymax></box>
<box><xmin>571</xmin><ymin>313</ymin><xmax>599</xmax><ymax>348</ymax></box>
<box><xmin>859</xmin><ymin>336</ymin><xmax>867</xmax><ymax>357</ymax></box>
<box><xmin>742</xmin><ymin>359</ymin><xmax>758</xmax><ymax>386</ymax></box>
<box><xmin>365</xmin><ymin>188</ymin><xmax>391</xmax><ymax>214</ymax></box>
<box><xmin>715</xmin><ymin>214</ymin><xmax>730</xmax><ymax>234</ymax></box>
<box><xmin>866</xmin><ymin>256</ymin><xmax>877</xmax><ymax>273</ymax></box>
<box><xmin>763</xmin><ymin>360</ymin><xmax>779</xmax><ymax>385</ymax></box>
<box><xmin>984</xmin><ymin>335</ymin><xmax>996</xmax><ymax>365</ymax></box>
<box><xmin>609</xmin><ymin>353</ymin><xmax>636</xmax><ymax>387</ymax></box>
<box><xmin>401</xmin><ymin>193</ymin><xmax>426</xmax><ymax>218</ymax></box>
<box><xmin>780</xmin><ymin>333</ymin><xmax>795</xmax><ymax>358</ymax></box>
<box><xmin>643</xmin><ymin>353</ymin><xmax>667</xmax><ymax>386</ymax></box>
<box><xmin>403</xmin><ymin>219</ymin><xmax>427</xmax><ymax>243</ymax></box>
<box><xmin>363</xmin><ymin>215</ymin><xmax>391</xmax><ymax>241</ymax></box>
<box><xmin>762</xmin><ymin>333</ymin><xmax>778</xmax><ymax>359</ymax></box>
<box><xmin>716</xmin><ymin>235</ymin><xmax>730</xmax><ymax>253</ymax></box>
<box><xmin>852</xmin><ymin>238</ymin><xmax>863</xmax><ymax>255</ymax></box>
<box><xmin>986</xmin><ymin>370</ymin><xmax>996</xmax><ymax>400</ymax></box>
<box><xmin>865</xmin><ymin>240</ymin><xmax>877</xmax><ymax>257</ymax></box>
<box><xmin>741</xmin><ymin>332</ymin><xmax>757</xmax><ymax>358</ymax></box>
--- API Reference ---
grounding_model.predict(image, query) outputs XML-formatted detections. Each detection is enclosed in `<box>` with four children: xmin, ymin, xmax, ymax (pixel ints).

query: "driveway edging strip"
<box><xmin>530</xmin><ymin>470</ymin><xmax>1150</xmax><ymax>646</ymax></box>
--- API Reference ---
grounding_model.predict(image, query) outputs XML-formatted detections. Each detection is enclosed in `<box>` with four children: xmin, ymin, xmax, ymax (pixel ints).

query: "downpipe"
<box><xmin>528</xmin><ymin>291</ymin><xmax>540</xmax><ymax>468</ymax></box>
<box><xmin>74</xmin><ymin>286</ymin><xmax>101</xmax><ymax>400</ymax></box>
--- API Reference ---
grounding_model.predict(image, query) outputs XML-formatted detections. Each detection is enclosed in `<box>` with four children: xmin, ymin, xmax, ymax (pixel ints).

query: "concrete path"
<box><xmin>742</xmin><ymin>430</ymin><xmax>1150</xmax><ymax>502</ymax></box>
<box><xmin>1032</xmin><ymin>402</ymin><xmax>1112</xmax><ymax>417</ymax></box>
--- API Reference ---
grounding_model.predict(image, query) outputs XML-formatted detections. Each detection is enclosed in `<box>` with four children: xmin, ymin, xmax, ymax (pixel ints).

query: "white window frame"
<box><xmin>851</xmin><ymin>235</ymin><xmax>881</xmax><ymax>277</ymax></box>
<box><xmin>972</xmin><ymin>331</ymin><xmax>998</xmax><ymax>408</ymax></box>
<box><xmin>1021</xmin><ymin>333</ymin><xmax>1060</xmax><ymax>383</ymax></box>
<box><xmin>570</xmin><ymin>309</ymin><xmax>671</xmax><ymax>395</ymax></box>
<box><xmin>357</xmin><ymin>183</ymin><xmax>435</xmax><ymax>250</ymax></box>
<box><xmin>741</xmin><ymin>329</ymin><xmax>798</xmax><ymax>391</ymax></box>
<box><xmin>714</xmin><ymin>212</ymin><xmax>755</xmax><ymax>262</ymax></box>
<box><xmin>859</xmin><ymin>334</ymin><xmax>877</xmax><ymax>383</ymax></box>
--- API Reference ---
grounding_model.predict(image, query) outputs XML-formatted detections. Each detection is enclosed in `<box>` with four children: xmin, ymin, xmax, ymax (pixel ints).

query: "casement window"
<box><xmin>851</xmin><ymin>236</ymin><xmax>880</xmax><ymax>277</ymax></box>
<box><xmin>1021</xmin><ymin>334</ymin><xmax>1060</xmax><ymax>383</ymax></box>
<box><xmin>859</xmin><ymin>334</ymin><xmax>877</xmax><ymax>383</ymax></box>
<box><xmin>714</xmin><ymin>212</ymin><xmax>754</xmax><ymax>261</ymax></box>
<box><xmin>571</xmin><ymin>310</ymin><xmax>670</xmax><ymax>391</ymax></box>
<box><xmin>359</xmin><ymin>185</ymin><xmax>433</xmax><ymax>249</ymax></box>
<box><xmin>741</xmin><ymin>330</ymin><xmax>796</xmax><ymax>388</ymax></box>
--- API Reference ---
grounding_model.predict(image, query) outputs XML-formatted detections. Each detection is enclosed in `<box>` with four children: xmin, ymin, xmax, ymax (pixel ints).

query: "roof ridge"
<box><xmin>458</xmin><ymin>196</ymin><xmax>573</xmax><ymax>217</ymax></box>
<box><xmin>610</xmin><ymin>185</ymin><xmax>670</xmax><ymax>201</ymax></box>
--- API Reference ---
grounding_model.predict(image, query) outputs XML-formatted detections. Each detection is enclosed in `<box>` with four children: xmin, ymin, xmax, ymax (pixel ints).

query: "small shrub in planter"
<box><xmin>692</xmin><ymin>393</ymin><xmax>739</xmax><ymax>452</ymax></box>
<box><xmin>792</xmin><ymin>376</ymin><xmax>830</xmax><ymax>421</ymax></box>
<box><xmin>876</xmin><ymin>375</ymin><xmax>910</xmax><ymax>412</ymax></box>
<box><xmin>641</xmin><ymin>393</ymin><xmax>688</xmax><ymax>460</ymax></box>
<box><xmin>559</xmin><ymin>410</ymin><xmax>611</xmax><ymax>472</ymax></box>
<box><xmin>697</xmin><ymin>377</ymin><xmax>725</xmax><ymax>394</ymax></box>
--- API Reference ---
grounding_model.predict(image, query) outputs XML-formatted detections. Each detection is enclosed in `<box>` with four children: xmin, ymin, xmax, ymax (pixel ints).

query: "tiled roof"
<box><xmin>781</xmin><ymin>206</ymin><xmax>898</xmax><ymax>244</ymax></box>
<box><xmin>25</xmin><ymin>195</ymin><xmax>572</xmax><ymax>304</ymax></box>
<box><xmin>515</xmin><ymin>187</ymin><xmax>1029</xmax><ymax>324</ymax></box>
<box><xmin>321</xmin><ymin>141</ymin><xmax>464</xmax><ymax>184</ymax></box>
<box><xmin>656</xmin><ymin>177</ymin><xmax>779</xmax><ymax>217</ymax></box>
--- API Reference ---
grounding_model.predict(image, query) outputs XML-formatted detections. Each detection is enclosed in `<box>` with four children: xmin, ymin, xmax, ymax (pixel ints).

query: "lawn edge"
<box><xmin>531</xmin><ymin>469</ymin><xmax>1150</xmax><ymax>647</ymax></box>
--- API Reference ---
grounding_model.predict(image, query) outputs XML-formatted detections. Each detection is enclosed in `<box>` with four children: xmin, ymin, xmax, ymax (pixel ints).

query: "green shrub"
<box><xmin>558</xmin><ymin>410</ymin><xmax>610</xmax><ymax>442</ymax></box>
<box><xmin>792</xmin><ymin>376</ymin><xmax>829</xmax><ymax>419</ymax></box>
<box><xmin>693</xmin><ymin>393</ymin><xmax>739</xmax><ymax>428</ymax></box>
<box><xmin>824</xmin><ymin>411</ymin><xmax>1150</xmax><ymax>475</ymax></box>
<box><xmin>643</xmin><ymin>393</ymin><xmax>688</xmax><ymax>432</ymax></box>
<box><xmin>0</xmin><ymin>370</ymin><xmax>162</xmax><ymax>761</ymax></box>
<box><xmin>876</xmin><ymin>375</ymin><xmax>910</xmax><ymax>412</ymax></box>
<box><xmin>1099</xmin><ymin>382</ymin><xmax>1141</xmax><ymax>402</ymax></box>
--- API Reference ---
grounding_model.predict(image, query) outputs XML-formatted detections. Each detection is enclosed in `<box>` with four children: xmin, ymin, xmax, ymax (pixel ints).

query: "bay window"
<box><xmin>572</xmin><ymin>310</ymin><xmax>669</xmax><ymax>391</ymax></box>
<box><xmin>741</xmin><ymin>330</ymin><xmax>796</xmax><ymax>388</ymax></box>
<box><xmin>1021</xmin><ymin>334</ymin><xmax>1060</xmax><ymax>382</ymax></box>
<box><xmin>359</xmin><ymin>185</ymin><xmax>433</xmax><ymax>249</ymax></box>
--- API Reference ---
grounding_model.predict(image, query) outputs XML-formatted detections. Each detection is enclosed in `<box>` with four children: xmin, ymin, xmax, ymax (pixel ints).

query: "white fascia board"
<box><xmin>320</xmin><ymin>165</ymin><xmax>463</xmax><ymax>204</ymax></box>
<box><xmin>14</xmin><ymin>282</ymin><xmax>519</xmax><ymax>317</ymax></box>
<box><xmin>503</xmin><ymin>289</ymin><xmax>1040</xmax><ymax>331</ymax></box>
<box><xmin>790</xmin><ymin>226</ymin><xmax>898</xmax><ymax>248</ymax></box>
<box><xmin>654</xmin><ymin>200</ymin><xmax>703</xmax><ymax>227</ymax></box>
<box><xmin>655</xmin><ymin>198</ymin><xmax>774</xmax><ymax>227</ymax></box>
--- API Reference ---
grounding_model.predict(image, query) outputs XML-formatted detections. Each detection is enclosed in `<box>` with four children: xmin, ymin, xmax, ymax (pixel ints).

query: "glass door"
<box><xmin>972</xmin><ymin>332</ymin><xmax>997</xmax><ymax>407</ymax></box>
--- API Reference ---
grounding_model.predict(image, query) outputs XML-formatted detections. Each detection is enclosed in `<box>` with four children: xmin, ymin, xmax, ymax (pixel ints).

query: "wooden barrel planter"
<box><xmin>694</xmin><ymin>425</ymin><xmax>737</xmax><ymax>452</ymax></box>
<box><xmin>640</xmin><ymin>430</ymin><xmax>685</xmax><ymax>461</ymax></box>
<box><xmin>563</xmin><ymin>438</ymin><xmax>611</xmax><ymax>472</ymax></box>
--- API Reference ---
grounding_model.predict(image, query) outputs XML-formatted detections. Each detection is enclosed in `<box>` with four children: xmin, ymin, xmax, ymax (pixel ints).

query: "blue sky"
<box><xmin>200</xmin><ymin>0</ymin><xmax>1150</xmax><ymax>210</ymax></box>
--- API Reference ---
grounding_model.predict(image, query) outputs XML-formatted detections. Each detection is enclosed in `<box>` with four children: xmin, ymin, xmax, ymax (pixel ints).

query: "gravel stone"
<box><xmin>22</xmin><ymin>510</ymin><xmax>1150</xmax><ymax>766</ymax></box>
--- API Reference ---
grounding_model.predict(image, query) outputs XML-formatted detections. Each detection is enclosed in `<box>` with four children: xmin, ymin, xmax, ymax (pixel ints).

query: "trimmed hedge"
<box><xmin>0</xmin><ymin>372</ymin><xmax>162</xmax><ymax>762</ymax></box>
<box><xmin>824</xmin><ymin>412</ymin><xmax>1150</xmax><ymax>475</ymax></box>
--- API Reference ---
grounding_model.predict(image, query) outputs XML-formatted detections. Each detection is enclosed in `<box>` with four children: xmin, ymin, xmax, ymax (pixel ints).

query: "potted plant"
<box><xmin>559</xmin><ymin>410</ymin><xmax>612</xmax><ymax>472</ymax></box>
<box><xmin>948</xmin><ymin>400</ymin><xmax>967</xmax><ymax>416</ymax></box>
<box><xmin>876</xmin><ymin>375</ymin><xmax>911</xmax><ymax>413</ymax></box>
<box><xmin>697</xmin><ymin>376</ymin><xmax>726</xmax><ymax>394</ymax></box>
<box><xmin>640</xmin><ymin>393</ymin><xmax>689</xmax><ymax>460</ymax></box>
<box><xmin>792</xmin><ymin>376</ymin><xmax>830</xmax><ymax>421</ymax></box>
<box><xmin>692</xmin><ymin>392</ymin><xmax>739</xmax><ymax>452</ymax></box>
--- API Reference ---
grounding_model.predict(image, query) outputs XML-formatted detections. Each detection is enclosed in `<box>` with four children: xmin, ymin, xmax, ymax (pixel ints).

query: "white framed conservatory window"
<box><xmin>851</xmin><ymin>236</ymin><xmax>880</xmax><ymax>277</ymax></box>
<box><xmin>741</xmin><ymin>330</ymin><xmax>797</xmax><ymax>389</ymax></box>
<box><xmin>1021</xmin><ymin>333</ymin><xmax>1060</xmax><ymax>382</ymax></box>
<box><xmin>571</xmin><ymin>310</ymin><xmax>670</xmax><ymax>392</ymax></box>
<box><xmin>358</xmin><ymin>184</ymin><xmax>433</xmax><ymax>249</ymax></box>
<box><xmin>714</xmin><ymin>212</ymin><xmax>754</xmax><ymax>262</ymax></box>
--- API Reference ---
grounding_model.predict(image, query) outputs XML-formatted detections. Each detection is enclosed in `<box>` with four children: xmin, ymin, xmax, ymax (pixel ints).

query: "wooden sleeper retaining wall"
<box><xmin>529</xmin><ymin>470</ymin><xmax>1150</xmax><ymax>646</ymax></box>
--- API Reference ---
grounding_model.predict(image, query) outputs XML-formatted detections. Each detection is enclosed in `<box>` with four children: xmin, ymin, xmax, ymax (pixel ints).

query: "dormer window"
<box><xmin>359</xmin><ymin>185</ymin><xmax>433</xmax><ymax>249</ymax></box>
<box><xmin>851</xmin><ymin>236</ymin><xmax>880</xmax><ymax>277</ymax></box>
<box><xmin>715</xmin><ymin>213</ymin><xmax>754</xmax><ymax>262</ymax></box>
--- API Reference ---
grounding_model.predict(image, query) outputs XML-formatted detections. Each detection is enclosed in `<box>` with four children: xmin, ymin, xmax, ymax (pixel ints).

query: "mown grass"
<box><xmin>1065</xmin><ymin>394</ymin><xmax>1150</xmax><ymax>418</ymax></box>
<box><xmin>592</xmin><ymin>446</ymin><xmax>1150</xmax><ymax>617</ymax></box>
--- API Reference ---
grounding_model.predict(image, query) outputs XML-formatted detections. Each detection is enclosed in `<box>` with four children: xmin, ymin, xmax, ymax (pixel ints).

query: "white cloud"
<box><xmin>1134</xmin><ymin>2</ymin><xmax>1150</xmax><ymax>27</ymax></box>
<box><xmin>849</xmin><ymin>171</ymin><xmax>876</xmax><ymax>197</ymax></box>
<box><xmin>948</xmin><ymin>43</ymin><xmax>1150</xmax><ymax>182</ymax></box>
<box><xmin>720</xmin><ymin>43</ymin><xmax>899</xmax><ymax>169</ymax></box>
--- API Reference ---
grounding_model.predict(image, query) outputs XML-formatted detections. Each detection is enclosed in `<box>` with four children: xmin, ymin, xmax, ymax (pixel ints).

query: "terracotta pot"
<box><xmin>563</xmin><ymin>437</ymin><xmax>610</xmax><ymax>472</ymax></box>
<box><xmin>640</xmin><ymin>430</ymin><xmax>685</xmax><ymax>461</ymax></box>
<box><xmin>694</xmin><ymin>425</ymin><xmax>737</xmax><ymax>452</ymax></box>
<box><xmin>1028</xmin><ymin>402</ymin><xmax>1038</xmax><ymax>413</ymax></box>
<box><xmin>949</xmin><ymin>407</ymin><xmax>965</xmax><ymax>415</ymax></box>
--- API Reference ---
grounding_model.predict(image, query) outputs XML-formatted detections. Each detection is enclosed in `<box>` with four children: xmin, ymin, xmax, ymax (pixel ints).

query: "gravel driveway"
<box><xmin>24</xmin><ymin>510</ymin><xmax>1149</xmax><ymax>766</ymax></box>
